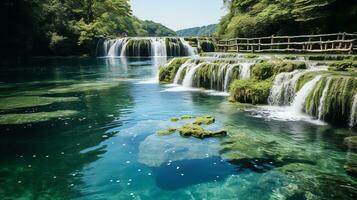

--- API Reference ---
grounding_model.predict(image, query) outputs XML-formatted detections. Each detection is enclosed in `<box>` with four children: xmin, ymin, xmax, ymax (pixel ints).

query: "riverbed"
<box><xmin>0</xmin><ymin>57</ymin><xmax>356</xmax><ymax>200</ymax></box>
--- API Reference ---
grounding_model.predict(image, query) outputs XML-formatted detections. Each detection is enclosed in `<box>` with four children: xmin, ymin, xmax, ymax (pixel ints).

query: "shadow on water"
<box><xmin>151</xmin><ymin>156</ymin><xmax>237</xmax><ymax>190</ymax></box>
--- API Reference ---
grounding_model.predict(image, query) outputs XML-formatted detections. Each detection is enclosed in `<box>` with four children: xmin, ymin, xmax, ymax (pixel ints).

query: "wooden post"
<box><xmin>258</xmin><ymin>39</ymin><xmax>261</xmax><ymax>51</ymax></box>
<box><xmin>237</xmin><ymin>39</ymin><xmax>239</xmax><ymax>52</ymax></box>
<box><xmin>287</xmin><ymin>37</ymin><xmax>291</xmax><ymax>49</ymax></box>
<box><xmin>320</xmin><ymin>37</ymin><xmax>323</xmax><ymax>50</ymax></box>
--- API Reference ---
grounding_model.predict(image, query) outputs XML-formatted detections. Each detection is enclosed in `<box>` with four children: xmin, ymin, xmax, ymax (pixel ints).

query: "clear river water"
<box><xmin>0</xmin><ymin>56</ymin><xmax>356</xmax><ymax>200</ymax></box>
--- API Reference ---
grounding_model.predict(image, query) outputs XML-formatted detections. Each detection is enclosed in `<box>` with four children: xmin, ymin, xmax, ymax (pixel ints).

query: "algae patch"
<box><xmin>157</xmin><ymin>128</ymin><xmax>177</xmax><ymax>135</ymax></box>
<box><xmin>0</xmin><ymin>96</ymin><xmax>79</xmax><ymax>110</ymax></box>
<box><xmin>193</xmin><ymin>116</ymin><xmax>215</xmax><ymax>125</ymax></box>
<box><xmin>0</xmin><ymin>110</ymin><xmax>79</xmax><ymax>125</ymax></box>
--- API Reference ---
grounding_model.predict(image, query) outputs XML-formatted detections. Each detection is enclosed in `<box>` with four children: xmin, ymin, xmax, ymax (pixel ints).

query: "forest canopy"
<box><xmin>0</xmin><ymin>0</ymin><xmax>176</xmax><ymax>57</ymax></box>
<box><xmin>218</xmin><ymin>0</ymin><xmax>357</xmax><ymax>38</ymax></box>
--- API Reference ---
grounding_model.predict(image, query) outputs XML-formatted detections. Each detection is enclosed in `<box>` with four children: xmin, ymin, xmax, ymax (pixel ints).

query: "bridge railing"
<box><xmin>217</xmin><ymin>32</ymin><xmax>357</xmax><ymax>54</ymax></box>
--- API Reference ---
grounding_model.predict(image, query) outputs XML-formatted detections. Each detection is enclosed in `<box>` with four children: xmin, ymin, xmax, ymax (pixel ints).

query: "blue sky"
<box><xmin>131</xmin><ymin>0</ymin><xmax>227</xmax><ymax>31</ymax></box>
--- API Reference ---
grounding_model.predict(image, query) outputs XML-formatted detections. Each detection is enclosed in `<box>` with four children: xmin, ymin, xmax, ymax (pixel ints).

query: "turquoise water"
<box><xmin>0</xmin><ymin>57</ymin><xmax>356</xmax><ymax>199</ymax></box>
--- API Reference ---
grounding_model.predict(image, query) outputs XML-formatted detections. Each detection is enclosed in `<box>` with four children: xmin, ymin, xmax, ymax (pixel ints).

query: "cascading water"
<box><xmin>224</xmin><ymin>64</ymin><xmax>238</xmax><ymax>92</ymax></box>
<box><xmin>107</xmin><ymin>38</ymin><xmax>127</xmax><ymax>57</ymax></box>
<box><xmin>239</xmin><ymin>62</ymin><xmax>253</xmax><ymax>79</ymax></box>
<box><xmin>182</xmin><ymin>63</ymin><xmax>206</xmax><ymax>88</ymax></box>
<box><xmin>349</xmin><ymin>93</ymin><xmax>357</xmax><ymax>127</ymax></box>
<box><xmin>179</xmin><ymin>38</ymin><xmax>197</xmax><ymax>56</ymax></box>
<box><xmin>173</xmin><ymin>60</ymin><xmax>194</xmax><ymax>85</ymax></box>
<box><xmin>317</xmin><ymin>78</ymin><xmax>332</xmax><ymax>120</ymax></box>
<box><xmin>291</xmin><ymin>76</ymin><xmax>322</xmax><ymax>113</ymax></box>
<box><xmin>151</xmin><ymin>38</ymin><xmax>167</xmax><ymax>57</ymax></box>
<box><xmin>268</xmin><ymin>70</ymin><xmax>306</xmax><ymax>106</ymax></box>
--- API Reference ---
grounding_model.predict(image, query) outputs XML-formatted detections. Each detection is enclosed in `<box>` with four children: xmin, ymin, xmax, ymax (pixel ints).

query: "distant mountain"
<box><xmin>176</xmin><ymin>24</ymin><xmax>217</xmax><ymax>37</ymax></box>
<box><xmin>141</xmin><ymin>20</ymin><xmax>177</xmax><ymax>37</ymax></box>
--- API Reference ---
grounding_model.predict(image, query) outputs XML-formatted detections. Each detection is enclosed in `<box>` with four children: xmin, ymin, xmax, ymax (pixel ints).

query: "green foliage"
<box><xmin>0</xmin><ymin>0</ymin><xmax>176</xmax><ymax>58</ymax></box>
<box><xmin>218</xmin><ymin>0</ymin><xmax>357</xmax><ymax>38</ymax></box>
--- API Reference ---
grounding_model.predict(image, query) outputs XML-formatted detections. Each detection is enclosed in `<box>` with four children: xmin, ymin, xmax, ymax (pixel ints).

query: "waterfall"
<box><xmin>224</xmin><ymin>64</ymin><xmax>239</xmax><ymax>92</ymax></box>
<box><xmin>291</xmin><ymin>76</ymin><xmax>322</xmax><ymax>113</ymax></box>
<box><xmin>268</xmin><ymin>70</ymin><xmax>305</xmax><ymax>105</ymax></box>
<box><xmin>349</xmin><ymin>93</ymin><xmax>357</xmax><ymax>127</ymax></box>
<box><xmin>107</xmin><ymin>38</ymin><xmax>126</xmax><ymax>57</ymax></box>
<box><xmin>173</xmin><ymin>60</ymin><xmax>194</xmax><ymax>84</ymax></box>
<box><xmin>100</xmin><ymin>37</ymin><xmax>196</xmax><ymax>57</ymax></box>
<box><xmin>317</xmin><ymin>78</ymin><xmax>332</xmax><ymax>120</ymax></box>
<box><xmin>151</xmin><ymin>38</ymin><xmax>167</xmax><ymax>57</ymax></box>
<box><xmin>179</xmin><ymin>38</ymin><xmax>197</xmax><ymax>56</ymax></box>
<box><xmin>239</xmin><ymin>62</ymin><xmax>253</xmax><ymax>79</ymax></box>
<box><xmin>182</xmin><ymin>63</ymin><xmax>206</xmax><ymax>88</ymax></box>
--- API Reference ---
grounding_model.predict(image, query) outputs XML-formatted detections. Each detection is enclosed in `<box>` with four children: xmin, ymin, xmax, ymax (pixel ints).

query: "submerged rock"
<box><xmin>344</xmin><ymin>136</ymin><xmax>357</xmax><ymax>150</ymax></box>
<box><xmin>344</xmin><ymin>153</ymin><xmax>357</xmax><ymax>177</ymax></box>
<box><xmin>138</xmin><ymin>133</ymin><xmax>220</xmax><ymax>167</ymax></box>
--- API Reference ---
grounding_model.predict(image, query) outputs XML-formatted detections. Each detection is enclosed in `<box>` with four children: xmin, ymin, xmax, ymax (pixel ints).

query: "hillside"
<box><xmin>176</xmin><ymin>24</ymin><xmax>217</xmax><ymax>37</ymax></box>
<box><xmin>218</xmin><ymin>0</ymin><xmax>357</xmax><ymax>38</ymax></box>
<box><xmin>141</xmin><ymin>20</ymin><xmax>177</xmax><ymax>37</ymax></box>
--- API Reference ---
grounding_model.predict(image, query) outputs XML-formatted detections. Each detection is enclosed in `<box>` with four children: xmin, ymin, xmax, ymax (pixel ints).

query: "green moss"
<box><xmin>229</xmin><ymin>78</ymin><xmax>273</xmax><ymax>104</ymax></box>
<box><xmin>180</xmin><ymin>115</ymin><xmax>195</xmax><ymax>120</ymax></box>
<box><xmin>296</xmin><ymin>72</ymin><xmax>315</xmax><ymax>92</ymax></box>
<box><xmin>159</xmin><ymin>57</ymin><xmax>190</xmax><ymax>83</ymax></box>
<box><xmin>178</xmin><ymin>123</ymin><xmax>226</xmax><ymax>139</ymax></box>
<box><xmin>48</xmin><ymin>82</ymin><xmax>119</xmax><ymax>94</ymax></box>
<box><xmin>0</xmin><ymin>110</ymin><xmax>79</xmax><ymax>125</ymax></box>
<box><xmin>308</xmin><ymin>55</ymin><xmax>351</xmax><ymax>61</ymax></box>
<box><xmin>274</xmin><ymin>62</ymin><xmax>306</xmax><ymax>74</ymax></box>
<box><xmin>193</xmin><ymin>116</ymin><xmax>215</xmax><ymax>125</ymax></box>
<box><xmin>243</xmin><ymin>54</ymin><xmax>259</xmax><ymax>59</ymax></box>
<box><xmin>328</xmin><ymin>61</ymin><xmax>357</xmax><ymax>71</ymax></box>
<box><xmin>251</xmin><ymin>61</ymin><xmax>275</xmax><ymax>80</ymax></box>
<box><xmin>157</xmin><ymin>128</ymin><xmax>177</xmax><ymax>135</ymax></box>
<box><xmin>170</xmin><ymin>117</ymin><xmax>179</xmax><ymax>122</ymax></box>
<box><xmin>0</xmin><ymin>96</ymin><xmax>78</xmax><ymax>110</ymax></box>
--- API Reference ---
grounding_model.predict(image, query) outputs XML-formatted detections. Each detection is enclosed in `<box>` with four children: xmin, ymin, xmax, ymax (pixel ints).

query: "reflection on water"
<box><xmin>0</xmin><ymin>57</ymin><xmax>356</xmax><ymax>200</ymax></box>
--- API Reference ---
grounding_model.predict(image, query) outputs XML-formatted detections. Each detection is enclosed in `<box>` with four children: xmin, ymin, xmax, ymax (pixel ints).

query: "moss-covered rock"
<box><xmin>303</xmin><ymin>74</ymin><xmax>357</xmax><ymax>125</ymax></box>
<box><xmin>193</xmin><ymin>116</ymin><xmax>215</xmax><ymax>125</ymax></box>
<box><xmin>251</xmin><ymin>61</ymin><xmax>275</xmax><ymax>80</ymax></box>
<box><xmin>229</xmin><ymin>78</ymin><xmax>273</xmax><ymax>104</ymax></box>
<box><xmin>178</xmin><ymin>123</ymin><xmax>226</xmax><ymax>139</ymax></box>
<box><xmin>159</xmin><ymin>57</ymin><xmax>190</xmax><ymax>83</ymax></box>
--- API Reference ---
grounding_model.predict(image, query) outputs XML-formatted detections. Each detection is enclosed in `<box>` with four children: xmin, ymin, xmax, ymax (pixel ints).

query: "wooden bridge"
<box><xmin>217</xmin><ymin>33</ymin><xmax>357</xmax><ymax>54</ymax></box>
